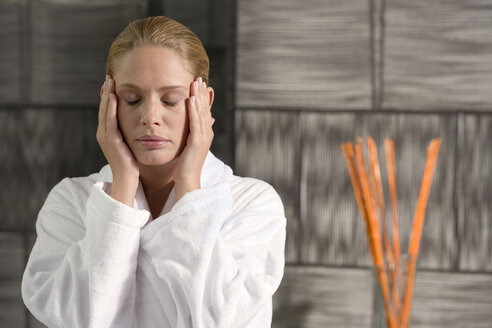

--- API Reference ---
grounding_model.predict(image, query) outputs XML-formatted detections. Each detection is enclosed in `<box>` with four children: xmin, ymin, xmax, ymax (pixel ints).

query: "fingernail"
<box><xmin>105</xmin><ymin>75</ymin><xmax>109</xmax><ymax>82</ymax></box>
<box><xmin>190</xmin><ymin>96</ymin><xmax>195</xmax><ymax>103</ymax></box>
<box><xmin>198</xmin><ymin>77</ymin><xmax>202</xmax><ymax>83</ymax></box>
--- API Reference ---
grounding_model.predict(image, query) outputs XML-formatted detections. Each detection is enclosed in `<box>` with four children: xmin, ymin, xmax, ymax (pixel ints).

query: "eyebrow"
<box><xmin>116</xmin><ymin>83</ymin><xmax>188</xmax><ymax>92</ymax></box>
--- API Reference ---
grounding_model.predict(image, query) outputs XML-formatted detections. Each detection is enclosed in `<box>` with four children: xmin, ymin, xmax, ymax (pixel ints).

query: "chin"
<box><xmin>135</xmin><ymin>151</ymin><xmax>178</xmax><ymax>166</ymax></box>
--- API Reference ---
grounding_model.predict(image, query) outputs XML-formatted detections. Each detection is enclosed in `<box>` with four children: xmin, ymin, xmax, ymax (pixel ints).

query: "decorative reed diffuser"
<box><xmin>340</xmin><ymin>137</ymin><xmax>441</xmax><ymax>328</ymax></box>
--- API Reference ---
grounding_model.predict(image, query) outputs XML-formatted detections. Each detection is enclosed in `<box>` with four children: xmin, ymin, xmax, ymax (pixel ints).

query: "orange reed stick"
<box><xmin>341</xmin><ymin>143</ymin><xmax>377</xmax><ymax>261</ymax></box>
<box><xmin>368</xmin><ymin>137</ymin><xmax>399</xmax><ymax>315</ymax></box>
<box><xmin>400</xmin><ymin>139</ymin><xmax>441</xmax><ymax>328</ymax></box>
<box><xmin>355</xmin><ymin>139</ymin><xmax>397</xmax><ymax>328</ymax></box>
<box><xmin>384</xmin><ymin>138</ymin><xmax>403</xmax><ymax>315</ymax></box>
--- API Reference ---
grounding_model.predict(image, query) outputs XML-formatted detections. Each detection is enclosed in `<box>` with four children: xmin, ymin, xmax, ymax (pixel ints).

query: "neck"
<box><xmin>138</xmin><ymin>159</ymin><xmax>177</xmax><ymax>196</ymax></box>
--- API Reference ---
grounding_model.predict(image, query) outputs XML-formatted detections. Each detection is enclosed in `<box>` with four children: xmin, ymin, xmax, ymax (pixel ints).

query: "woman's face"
<box><xmin>113</xmin><ymin>46</ymin><xmax>194</xmax><ymax>166</ymax></box>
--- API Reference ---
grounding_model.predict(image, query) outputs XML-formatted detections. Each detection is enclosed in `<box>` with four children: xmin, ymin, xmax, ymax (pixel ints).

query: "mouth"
<box><xmin>137</xmin><ymin>135</ymin><xmax>170</xmax><ymax>149</ymax></box>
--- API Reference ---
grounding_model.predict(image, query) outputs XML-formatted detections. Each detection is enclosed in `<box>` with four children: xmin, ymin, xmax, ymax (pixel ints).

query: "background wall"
<box><xmin>234</xmin><ymin>0</ymin><xmax>492</xmax><ymax>327</ymax></box>
<box><xmin>0</xmin><ymin>0</ymin><xmax>491</xmax><ymax>327</ymax></box>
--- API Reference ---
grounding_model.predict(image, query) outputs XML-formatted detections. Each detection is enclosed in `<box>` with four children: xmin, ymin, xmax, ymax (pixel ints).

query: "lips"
<box><xmin>137</xmin><ymin>135</ymin><xmax>169</xmax><ymax>149</ymax></box>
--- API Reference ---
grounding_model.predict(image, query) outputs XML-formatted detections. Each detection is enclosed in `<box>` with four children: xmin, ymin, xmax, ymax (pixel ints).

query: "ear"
<box><xmin>207</xmin><ymin>86</ymin><xmax>215</xmax><ymax>108</ymax></box>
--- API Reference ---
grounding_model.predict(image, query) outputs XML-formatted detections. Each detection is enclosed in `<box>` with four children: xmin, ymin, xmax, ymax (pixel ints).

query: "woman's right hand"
<box><xmin>96</xmin><ymin>75</ymin><xmax>140</xmax><ymax>205</ymax></box>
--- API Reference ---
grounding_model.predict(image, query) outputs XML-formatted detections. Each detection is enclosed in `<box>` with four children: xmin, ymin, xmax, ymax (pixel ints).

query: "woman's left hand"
<box><xmin>173</xmin><ymin>77</ymin><xmax>215</xmax><ymax>201</ymax></box>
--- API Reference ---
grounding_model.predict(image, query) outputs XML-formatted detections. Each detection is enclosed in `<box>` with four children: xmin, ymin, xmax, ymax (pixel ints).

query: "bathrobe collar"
<box><xmin>97</xmin><ymin>151</ymin><xmax>232</xmax><ymax>220</ymax></box>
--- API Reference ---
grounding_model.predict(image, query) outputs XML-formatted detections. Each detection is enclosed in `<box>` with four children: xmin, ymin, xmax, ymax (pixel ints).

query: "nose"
<box><xmin>140</xmin><ymin>98</ymin><xmax>161</xmax><ymax>127</ymax></box>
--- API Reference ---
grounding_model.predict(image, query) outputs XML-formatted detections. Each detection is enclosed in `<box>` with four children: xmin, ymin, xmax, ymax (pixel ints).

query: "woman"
<box><xmin>22</xmin><ymin>16</ymin><xmax>286</xmax><ymax>328</ymax></box>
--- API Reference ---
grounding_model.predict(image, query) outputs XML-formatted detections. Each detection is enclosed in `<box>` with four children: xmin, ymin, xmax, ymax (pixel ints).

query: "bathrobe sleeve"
<box><xmin>22</xmin><ymin>177</ymin><xmax>150</xmax><ymax>328</ymax></box>
<box><xmin>138</xmin><ymin>178</ymin><xmax>286</xmax><ymax>328</ymax></box>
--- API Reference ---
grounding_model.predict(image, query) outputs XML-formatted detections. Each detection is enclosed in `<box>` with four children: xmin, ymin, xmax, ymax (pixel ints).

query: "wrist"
<box><xmin>174</xmin><ymin>178</ymin><xmax>200</xmax><ymax>201</ymax></box>
<box><xmin>110</xmin><ymin>178</ymin><xmax>139</xmax><ymax>207</ymax></box>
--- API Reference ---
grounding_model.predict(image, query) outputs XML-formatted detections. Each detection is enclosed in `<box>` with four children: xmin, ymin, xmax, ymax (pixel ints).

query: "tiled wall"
<box><xmin>0</xmin><ymin>0</ymin><xmax>229</xmax><ymax>326</ymax></box>
<box><xmin>235</xmin><ymin>0</ymin><xmax>492</xmax><ymax>326</ymax></box>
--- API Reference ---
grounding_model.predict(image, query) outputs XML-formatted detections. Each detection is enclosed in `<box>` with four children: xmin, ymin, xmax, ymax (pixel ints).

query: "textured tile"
<box><xmin>31</xmin><ymin>0</ymin><xmax>147</xmax><ymax>105</ymax></box>
<box><xmin>209</xmin><ymin>0</ymin><xmax>226</xmax><ymax>48</ymax></box>
<box><xmin>384</xmin><ymin>1</ymin><xmax>492</xmax><ymax>111</ymax></box>
<box><xmin>272</xmin><ymin>266</ymin><xmax>373</xmax><ymax>328</ymax></box>
<box><xmin>236</xmin><ymin>0</ymin><xmax>372</xmax><ymax>110</ymax></box>
<box><xmin>235</xmin><ymin>110</ymin><xmax>300</xmax><ymax>263</ymax></box>
<box><xmin>459</xmin><ymin>114</ymin><xmax>492</xmax><ymax>271</ymax></box>
<box><xmin>27</xmin><ymin>313</ymin><xmax>48</xmax><ymax>328</ymax></box>
<box><xmin>0</xmin><ymin>232</ymin><xmax>26</xmax><ymax>328</ymax></box>
<box><xmin>208</xmin><ymin>49</ymin><xmax>232</xmax><ymax>166</ymax></box>
<box><xmin>409</xmin><ymin>271</ymin><xmax>492</xmax><ymax>327</ymax></box>
<box><xmin>0</xmin><ymin>0</ymin><xmax>23</xmax><ymax>105</ymax></box>
<box><xmin>300</xmin><ymin>112</ymin><xmax>371</xmax><ymax>266</ymax></box>
<box><xmin>163</xmin><ymin>0</ymin><xmax>210</xmax><ymax>45</ymax></box>
<box><xmin>354</xmin><ymin>113</ymin><xmax>458</xmax><ymax>270</ymax></box>
<box><xmin>0</xmin><ymin>108</ymin><xmax>106</xmax><ymax>230</ymax></box>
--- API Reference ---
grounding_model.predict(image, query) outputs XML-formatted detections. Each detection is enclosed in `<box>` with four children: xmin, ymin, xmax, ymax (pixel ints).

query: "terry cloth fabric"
<box><xmin>22</xmin><ymin>151</ymin><xmax>286</xmax><ymax>328</ymax></box>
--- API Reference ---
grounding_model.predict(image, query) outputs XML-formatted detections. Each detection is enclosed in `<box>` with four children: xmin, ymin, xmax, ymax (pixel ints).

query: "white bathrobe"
<box><xmin>22</xmin><ymin>151</ymin><xmax>286</xmax><ymax>328</ymax></box>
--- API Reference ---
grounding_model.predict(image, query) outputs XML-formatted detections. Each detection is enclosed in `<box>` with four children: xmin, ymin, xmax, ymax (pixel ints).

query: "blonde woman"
<box><xmin>22</xmin><ymin>16</ymin><xmax>286</xmax><ymax>328</ymax></box>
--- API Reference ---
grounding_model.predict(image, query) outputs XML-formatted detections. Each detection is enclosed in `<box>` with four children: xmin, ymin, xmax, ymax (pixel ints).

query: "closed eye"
<box><xmin>124</xmin><ymin>100</ymin><xmax>179</xmax><ymax>106</ymax></box>
<box><xmin>163</xmin><ymin>101</ymin><xmax>178</xmax><ymax>107</ymax></box>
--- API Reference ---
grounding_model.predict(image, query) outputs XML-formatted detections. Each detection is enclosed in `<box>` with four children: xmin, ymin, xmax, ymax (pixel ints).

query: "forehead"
<box><xmin>113</xmin><ymin>46</ymin><xmax>194</xmax><ymax>87</ymax></box>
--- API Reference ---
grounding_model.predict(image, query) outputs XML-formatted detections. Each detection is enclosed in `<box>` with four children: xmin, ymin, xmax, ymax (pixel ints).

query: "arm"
<box><xmin>138</xmin><ymin>179</ymin><xmax>286</xmax><ymax>328</ymax></box>
<box><xmin>22</xmin><ymin>178</ymin><xmax>149</xmax><ymax>328</ymax></box>
<box><xmin>22</xmin><ymin>75</ymin><xmax>146</xmax><ymax>328</ymax></box>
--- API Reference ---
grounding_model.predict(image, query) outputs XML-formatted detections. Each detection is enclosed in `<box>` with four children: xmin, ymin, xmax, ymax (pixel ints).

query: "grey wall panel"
<box><xmin>209</xmin><ymin>0</ymin><xmax>226</xmax><ymax>48</ymax></box>
<box><xmin>31</xmin><ymin>1</ymin><xmax>146</xmax><ymax>105</ymax></box>
<box><xmin>0</xmin><ymin>233</ymin><xmax>26</xmax><ymax>328</ymax></box>
<box><xmin>459</xmin><ymin>114</ymin><xmax>492</xmax><ymax>271</ymax></box>
<box><xmin>236</xmin><ymin>0</ymin><xmax>372</xmax><ymax>110</ymax></box>
<box><xmin>272</xmin><ymin>266</ymin><xmax>373</xmax><ymax>328</ymax></box>
<box><xmin>162</xmin><ymin>0</ymin><xmax>210</xmax><ymax>46</ymax></box>
<box><xmin>28</xmin><ymin>314</ymin><xmax>47</xmax><ymax>328</ymax></box>
<box><xmin>384</xmin><ymin>1</ymin><xmax>492</xmax><ymax>111</ymax></box>
<box><xmin>208</xmin><ymin>49</ymin><xmax>231</xmax><ymax>165</ymax></box>
<box><xmin>409</xmin><ymin>271</ymin><xmax>492</xmax><ymax>327</ymax></box>
<box><xmin>0</xmin><ymin>109</ymin><xmax>106</xmax><ymax>231</ymax></box>
<box><xmin>0</xmin><ymin>1</ymin><xmax>23</xmax><ymax>105</ymax></box>
<box><xmin>235</xmin><ymin>110</ymin><xmax>300</xmax><ymax>263</ymax></box>
<box><xmin>354</xmin><ymin>113</ymin><xmax>457</xmax><ymax>270</ymax></box>
<box><xmin>300</xmin><ymin>112</ymin><xmax>371</xmax><ymax>266</ymax></box>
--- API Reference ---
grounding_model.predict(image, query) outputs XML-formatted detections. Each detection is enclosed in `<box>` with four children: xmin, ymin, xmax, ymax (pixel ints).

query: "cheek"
<box><xmin>169</xmin><ymin>105</ymin><xmax>189</xmax><ymax>134</ymax></box>
<box><xmin>116</xmin><ymin>106</ymin><xmax>133</xmax><ymax>136</ymax></box>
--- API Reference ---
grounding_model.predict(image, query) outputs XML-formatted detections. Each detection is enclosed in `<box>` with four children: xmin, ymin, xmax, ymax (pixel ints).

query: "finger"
<box><xmin>191</xmin><ymin>78</ymin><xmax>210</xmax><ymax>133</ymax></box>
<box><xmin>196</xmin><ymin>83</ymin><xmax>209</xmax><ymax>134</ymax></box>
<box><xmin>104</xmin><ymin>78</ymin><xmax>114</xmax><ymax>128</ymax></box>
<box><xmin>98</xmin><ymin>76</ymin><xmax>109</xmax><ymax>128</ymax></box>
<box><xmin>190</xmin><ymin>78</ymin><xmax>199</xmax><ymax>97</ymax></box>
<box><xmin>109</xmin><ymin>75</ymin><xmax>115</xmax><ymax>93</ymax></box>
<box><xmin>103</xmin><ymin>77</ymin><xmax>111</xmax><ymax>117</ymax></box>
<box><xmin>199</xmin><ymin>82</ymin><xmax>212</xmax><ymax>126</ymax></box>
<box><xmin>107</xmin><ymin>93</ymin><xmax>118</xmax><ymax>132</ymax></box>
<box><xmin>188</xmin><ymin>96</ymin><xmax>201</xmax><ymax>135</ymax></box>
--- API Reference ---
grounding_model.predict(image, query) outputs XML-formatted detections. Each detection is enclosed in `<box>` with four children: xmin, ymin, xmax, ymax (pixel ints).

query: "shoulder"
<box><xmin>228</xmin><ymin>175</ymin><xmax>285</xmax><ymax>217</ymax></box>
<box><xmin>203</xmin><ymin>152</ymin><xmax>285</xmax><ymax>216</ymax></box>
<box><xmin>42</xmin><ymin>166</ymin><xmax>108</xmax><ymax>213</ymax></box>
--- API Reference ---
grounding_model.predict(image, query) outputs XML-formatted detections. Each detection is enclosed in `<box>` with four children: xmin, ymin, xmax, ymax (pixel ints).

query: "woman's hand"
<box><xmin>173</xmin><ymin>77</ymin><xmax>215</xmax><ymax>201</ymax></box>
<box><xmin>96</xmin><ymin>75</ymin><xmax>140</xmax><ymax>206</ymax></box>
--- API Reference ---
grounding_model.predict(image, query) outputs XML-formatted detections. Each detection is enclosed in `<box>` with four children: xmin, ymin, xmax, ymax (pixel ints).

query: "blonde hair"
<box><xmin>106</xmin><ymin>16</ymin><xmax>209</xmax><ymax>83</ymax></box>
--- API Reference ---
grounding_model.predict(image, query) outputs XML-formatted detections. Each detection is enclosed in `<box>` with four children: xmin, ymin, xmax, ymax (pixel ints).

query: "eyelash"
<box><xmin>125</xmin><ymin>100</ymin><xmax>178</xmax><ymax>107</ymax></box>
